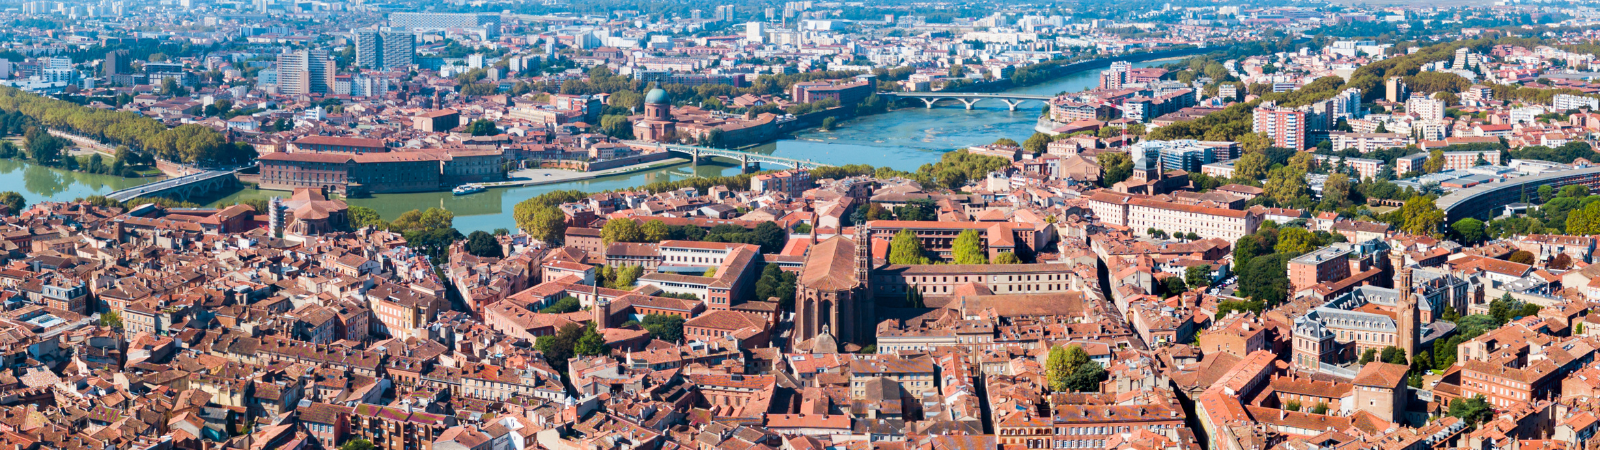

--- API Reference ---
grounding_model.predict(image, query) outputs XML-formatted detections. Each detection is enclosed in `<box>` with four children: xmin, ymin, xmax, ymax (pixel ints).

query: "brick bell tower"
<box><xmin>1391</xmin><ymin>251</ymin><xmax>1418</xmax><ymax>362</ymax></box>
<box><xmin>853</xmin><ymin>223</ymin><xmax>874</xmax><ymax>344</ymax></box>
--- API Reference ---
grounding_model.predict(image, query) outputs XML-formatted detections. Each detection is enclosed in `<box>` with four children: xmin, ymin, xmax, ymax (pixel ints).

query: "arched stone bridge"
<box><xmin>106</xmin><ymin>168</ymin><xmax>244</xmax><ymax>203</ymax></box>
<box><xmin>881</xmin><ymin>92</ymin><xmax>1055</xmax><ymax>110</ymax></box>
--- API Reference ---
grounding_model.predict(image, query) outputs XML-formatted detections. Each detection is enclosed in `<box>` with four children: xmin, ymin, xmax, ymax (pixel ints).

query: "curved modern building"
<box><xmin>1436</xmin><ymin>166</ymin><xmax>1600</xmax><ymax>222</ymax></box>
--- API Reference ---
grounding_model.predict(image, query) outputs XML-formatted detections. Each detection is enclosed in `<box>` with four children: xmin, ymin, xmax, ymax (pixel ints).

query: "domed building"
<box><xmin>633</xmin><ymin>87</ymin><xmax>677</xmax><ymax>142</ymax></box>
<box><xmin>629</xmin><ymin>86</ymin><xmax>783</xmax><ymax>146</ymax></box>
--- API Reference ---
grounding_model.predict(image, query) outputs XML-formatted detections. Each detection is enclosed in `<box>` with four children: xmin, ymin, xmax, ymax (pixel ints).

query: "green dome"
<box><xmin>644</xmin><ymin>88</ymin><xmax>669</xmax><ymax>105</ymax></box>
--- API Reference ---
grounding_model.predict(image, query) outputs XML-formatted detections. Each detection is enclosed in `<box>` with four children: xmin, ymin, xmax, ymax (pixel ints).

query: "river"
<box><xmin>0</xmin><ymin>158</ymin><xmax>156</xmax><ymax>202</ymax></box>
<box><xmin>5</xmin><ymin>59</ymin><xmax>1173</xmax><ymax>233</ymax></box>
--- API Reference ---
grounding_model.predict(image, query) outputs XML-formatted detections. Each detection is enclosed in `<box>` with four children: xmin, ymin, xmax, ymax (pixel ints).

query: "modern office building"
<box><xmin>1137</xmin><ymin>140</ymin><xmax>1218</xmax><ymax>173</ymax></box>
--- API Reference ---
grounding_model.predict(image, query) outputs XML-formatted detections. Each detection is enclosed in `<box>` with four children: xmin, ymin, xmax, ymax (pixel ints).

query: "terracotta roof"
<box><xmin>294</xmin><ymin>135</ymin><xmax>385</xmax><ymax>148</ymax></box>
<box><xmin>1352</xmin><ymin>362</ymin><xmax>1409</xmax><ymax>388</ymax></box>
<box><xmin>799</xmin><ymin>236</ymin><xmax>859</xmax><ymax>292</ymax></box>
<box><xmin>258</xmin><ymin>152</ymin><xmax>353</xmax><ymax>164</ymax></box>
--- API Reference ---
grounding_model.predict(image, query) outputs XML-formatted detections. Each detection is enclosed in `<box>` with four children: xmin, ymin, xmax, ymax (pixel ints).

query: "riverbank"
<box><xmin>15</xmin><ymin>133</ymin><xmax>166</xmax><ymax>179</ymax></box>
<box><xmin>489</xmin><ymin>157</ymin><xmax>692</xmax><ymax>189</ymax></box>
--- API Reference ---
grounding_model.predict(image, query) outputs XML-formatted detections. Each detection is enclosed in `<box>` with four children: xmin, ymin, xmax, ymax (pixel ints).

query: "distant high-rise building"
<box><xmin>354</xmin><ymin>28</ymin><xmax>415</xmax><ymax>70</ymax></box>
<box><xmin>389</xmin><ymin>12</ymin><xmax>501</xmax><ymax>37</ymax></box>
<box><xmin>1099</xmin><ymin>61</ymin><xmax>1132</xmax><ymax>90</ymax></box>
<box><xmin>1218</xmin><ymin>84</ymin><xmax>1239</xmax><ymax>101</ymax></box>
<box><xmin>380</xmin><ymin>30</ymin><xmax>415</xmax><ymax>69</ymax></box>
<box><xmin>1331</xmin><ymin>88</ymin><xmax>1363</xmax><ymax>119</ymax></box>
<box><xmin>277</xmin><ymin>49</ymin><xmax>334</xmax><ymax>95</ymax></box>
<box><xmin>1406</xmin><ymin>94</ymin><xmax>1445</xmax><ymax>121</ymax></box>
<box><xmin>746</xmin><ymin>22</ymin><xmax>766</xmax><ymax>43</ymax></box>
<box><xmin>350</xmin><ymin>74</ymin><xmax>388</xmax><ymax>98</ymax></box>
<box><xmin>1253</xmin><ymin>101</ymin><xmax>1307</xmax><ymax>151</ymax></box>
<box><xmin>103</xmin><ymin>49</ymin><xmax>129</xmax><ymax>76</ymax></box>
<box><xmin>1385</xmin><ymin>76</ymin><xmax>1408</xmax><ymax>103</ymax></box>
<box><xmin>354</xmin><ymin>29</ymin><xmax>381</xmax><ymax>69</ymax></box>
<box><xmin>1451</xmin><ymin>47</ymin><xmax>1481</xmax><ymax>71</ymax></box>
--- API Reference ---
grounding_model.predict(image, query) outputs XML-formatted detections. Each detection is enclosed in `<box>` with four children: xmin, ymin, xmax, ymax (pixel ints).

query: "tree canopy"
<box><xmin>0</xmin><ymin>191</ymin><xmax>24</xmax><ymax>214</ymax></box>
<box><xmin>889</xmin><ymin>229</ymin><xmax>930</xmax><ymax>265</ymax></box>
<box><xmin>0</xmin><ymin>87</ymin><xmax>254</xmax><ymax>165</ymax></box>
<box><xmin>640</xmin><ymin>314</ymin><xmax>685</xmax><ymax>342</ymax></box>
<box><xmin>464</xmin><ymin>230</ymin><xmax>503</xmax><ymax>258</ymax></box>
<box><xmin>951</xmin><ymin>229</ymin><xmax>987</xmax><ymax>264</ymax></box>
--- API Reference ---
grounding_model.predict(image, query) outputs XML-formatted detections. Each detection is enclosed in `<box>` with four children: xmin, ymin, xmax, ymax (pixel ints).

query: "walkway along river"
<box><xmin>3</xmin><ymin>57</ymin><xmax>1179</xmax><ymax>234</ymax></box>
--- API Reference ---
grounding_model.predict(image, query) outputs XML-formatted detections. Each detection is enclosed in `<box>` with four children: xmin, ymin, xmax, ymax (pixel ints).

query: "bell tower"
<box><xmin>855</xmin><ymin>224</ymin><xmax>872</xmax><ymax>293</ymax></box>
<box><xmin>853</xmin><ymin>223</ymin><xmax>874</xmax><ymax>345</ymax></box>
<box><xmin>1391</xmin><ymin>251</ymin><xmax>1418</xmax><ymax>362</ymax></box>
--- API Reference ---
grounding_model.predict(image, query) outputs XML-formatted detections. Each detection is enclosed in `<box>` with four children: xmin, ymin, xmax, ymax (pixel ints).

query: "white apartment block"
<box><xmin>1406</xmin><ymin>96</ymin><xmax>1445</xmax><ymax>121</ymax></box>
<box><xmin>1509</xmin><ymin>106</ymin><xmax>1545</xmax><ymax>124</ymax></box>
<box><xmin>1330</xmin><ymin>132</ymin><xmax>1411</xmax><ymax>153</ymax></box>
<box><xmin>1553</xmin><ymin>94</ymin><xmax>1599</xmax><ymax>112</ymax></box>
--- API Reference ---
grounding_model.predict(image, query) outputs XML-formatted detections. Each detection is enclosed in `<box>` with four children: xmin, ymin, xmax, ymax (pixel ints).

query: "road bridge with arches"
<box><xmin>882</xmin><ymin>92</ymin><xmax>1055</xmax><ymax>111</ymax></box>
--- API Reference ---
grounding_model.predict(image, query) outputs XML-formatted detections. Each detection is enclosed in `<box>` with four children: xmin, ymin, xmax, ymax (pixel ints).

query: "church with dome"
<box><xmin>632</xmin><ymin>87</ymin><xmax>677</xmax><ymax>142</ymax></box>
<box><xmin>628</xmin><ymin>86</ymin><xmax>783</xmax><ymax>146</ymax></box>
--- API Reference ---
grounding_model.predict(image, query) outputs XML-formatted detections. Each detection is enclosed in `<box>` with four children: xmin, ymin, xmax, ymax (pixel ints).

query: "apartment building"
<box><xmin>1441</xmin><ymin>150</ymin><xmax>1501</xmax><ymax>170</ymax></box>
<box><xmin>1288</xmin><ymin>246</ymin><xmax>1354</xmax><ymax>292</ymax></box>
<box><xmin>1330</xmin><ymin>132</ymin><xmax>1411</xmax><ymax>153</ymax></box>
<box><xmin>390</xmin><ymin>12</ymin><xmax>501</xmax><ymax>36</ymax></box>
<box><xmin>1312</xmin><ymin>154</ymin><xmax>1382</xmax><ymax>180</ymax></box>
<box><xmin>1406</xmin><ymin>95</ymin><xmax>1446</xmax><ymax>121</ymax></box>
<box><xmin>750</xmin><ymin>169</ymin><xmax>814</xmax><ymax>197</ymax></box>
<box><xmin>1253</xmin><ymin>102</ymin><xmax>1307</xmax><ymax>150</ymax></box>
<box><xmin>276</xmin><ymin>49</ymin><xmax>334</xmax><ymax>95</ymax></box>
